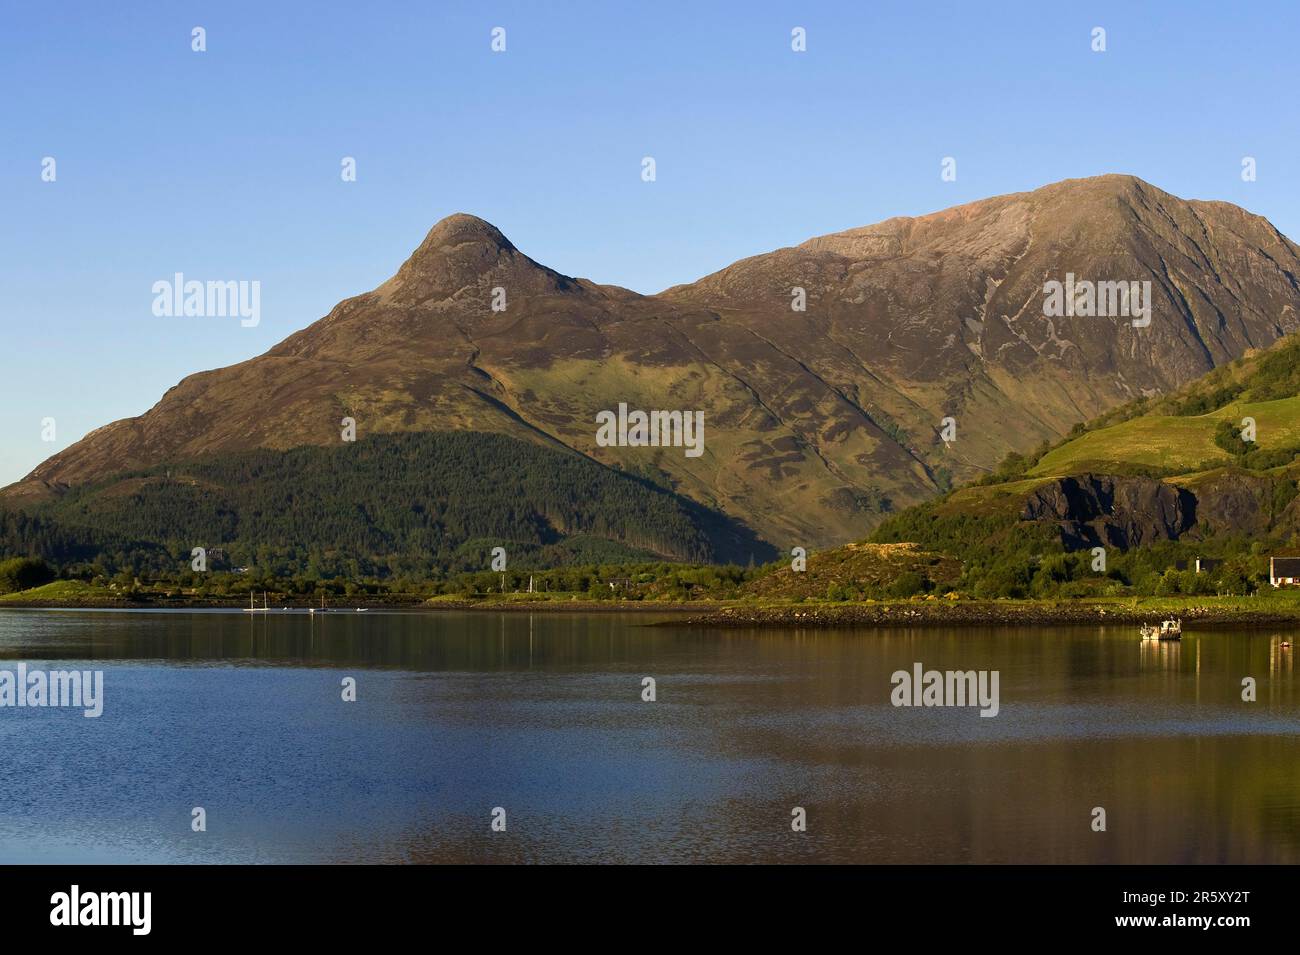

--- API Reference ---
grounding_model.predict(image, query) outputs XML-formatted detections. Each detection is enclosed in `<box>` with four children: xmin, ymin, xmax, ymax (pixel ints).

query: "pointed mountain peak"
<box><xmin>417</xmin><ymin>212</ymin><xmax>516</xmax><ymax>253</ymax></box>
<box><xmin>378</xmin><ymin>212</ymin><xmax>577</xmax><ymax>305</ymax></box>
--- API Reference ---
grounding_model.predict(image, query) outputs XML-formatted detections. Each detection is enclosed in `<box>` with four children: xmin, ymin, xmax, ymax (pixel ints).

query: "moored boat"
<box><xmin>1140</xmin><ymin>618</ymin><xmax>1182</xmax><ymax>640</ymax></box>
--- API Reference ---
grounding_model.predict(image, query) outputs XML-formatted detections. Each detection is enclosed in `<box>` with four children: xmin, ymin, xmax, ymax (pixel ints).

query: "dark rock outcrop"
<box><xmin>1021</xmin><ymin>474</ymin><xmax>1197</xmax><ymax>549</ymax></box>
<box><xmin>1181</xmin><ymin>471</ymin><xmax>1274</xmax><ymax>536</ymax></box>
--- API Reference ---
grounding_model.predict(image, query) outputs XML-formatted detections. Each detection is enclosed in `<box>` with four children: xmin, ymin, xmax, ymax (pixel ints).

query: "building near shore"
<box><xmin>1268</xmin><ymin>557</ymin><xmax>1300</xmax><ymax>587</ymax></box>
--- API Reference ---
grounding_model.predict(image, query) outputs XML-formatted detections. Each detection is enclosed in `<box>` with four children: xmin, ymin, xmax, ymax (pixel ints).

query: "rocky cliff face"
<box><xmin>10</xmin><ymin>176</ymin><xmax>1300</xmax><ymax>549</ymax></box>
<box><xmin>1021</xmin><ymin>475</ymin><xmax>1197</xmax><ymax>549</ymax></box>
<box><xmin>1017</xmin><ymin>467</ymin><xmax>1300</xmax><ymax>551</ymax></box>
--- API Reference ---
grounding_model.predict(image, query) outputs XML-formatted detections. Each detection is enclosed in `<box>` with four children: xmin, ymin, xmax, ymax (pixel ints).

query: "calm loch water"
<box><xmin>0</xmin><ymin>609</ymin><xmax>1296</xmax><ymax>864</ymax></box>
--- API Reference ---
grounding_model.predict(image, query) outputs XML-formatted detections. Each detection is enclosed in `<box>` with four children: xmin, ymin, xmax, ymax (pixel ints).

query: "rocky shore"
<box><xmin>664</xmin><ymin>600</ymin><xmax>1300</xmax><ymax>629</ymax></box>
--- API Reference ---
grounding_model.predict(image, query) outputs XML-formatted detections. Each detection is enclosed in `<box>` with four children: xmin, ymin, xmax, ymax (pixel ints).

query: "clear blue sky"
<box><xmin>2</xmin><ymin>0</ymin><xmax>1296</xmax><ymax>486</ymax></box>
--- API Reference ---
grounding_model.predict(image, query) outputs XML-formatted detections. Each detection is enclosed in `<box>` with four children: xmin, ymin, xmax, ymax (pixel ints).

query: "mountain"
<box><xmin>7</xmin><ymin>175</ymin><xmax>1300</xmax><ymax>566</ymax></box>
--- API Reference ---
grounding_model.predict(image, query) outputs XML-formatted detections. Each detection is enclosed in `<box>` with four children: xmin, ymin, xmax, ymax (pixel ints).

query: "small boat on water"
<box><xmin>309</xmin><ymin>594</ymin><xmax>328</xmax><ymax>614</ymax></box>
<box><xmin>242</xmin><ymin>592</ymin><xmax>270</xmax><ymax>613</ymax></box>
<box><xmin>1140</xmin><ymin>618</ymin><xmax>1182</xmax><ymax>640</ymax></box>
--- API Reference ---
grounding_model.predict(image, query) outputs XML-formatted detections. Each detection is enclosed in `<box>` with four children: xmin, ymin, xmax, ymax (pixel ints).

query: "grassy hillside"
<box><xmin>869</xmin><ymin>332</ymin><xmax>1300</xmax><ymax>598</ymax></box>
<box><xmin>1000</xmin><ymin>333</ymin><xmax>1300</xmax><ymax>482</ymax></box>
<box><xmin>1029</xmin><ymin>395</ymin><xmax>1300</xmax><ymax>477</ymax></box>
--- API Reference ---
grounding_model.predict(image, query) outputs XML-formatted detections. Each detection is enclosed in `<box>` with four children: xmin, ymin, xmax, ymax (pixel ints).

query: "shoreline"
<box><xmin>0</xmin><ymin>593</ymin><xmax>704</xmax><ymax>614</ymax></box>
<box><xmin>662</xmin><ymin>601</ymin><xmax>1300</xmax><ymax>629</ymax></box>
<box><xmin>4</xmin><ymin>591</ymin><xmax>1300</xmax><ymax>629</ymax></box>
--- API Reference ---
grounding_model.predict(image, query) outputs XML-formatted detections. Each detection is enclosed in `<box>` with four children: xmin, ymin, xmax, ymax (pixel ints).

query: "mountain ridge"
<box><xmin>10</xmin><ymin>174</ymin><xmax>1300</xmax><ymax>553</ymax></box>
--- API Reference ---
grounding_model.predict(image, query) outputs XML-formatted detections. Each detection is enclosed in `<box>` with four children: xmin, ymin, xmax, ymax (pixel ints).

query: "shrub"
<box><xmin>0</xmin><ymin>557</ymin><xmax>55</xmax><ymax>594</ymax></box>
<box><xmin>887</xmin><ymin>572</ymin><xmax>925</xmax><ymax>598</ymax></box>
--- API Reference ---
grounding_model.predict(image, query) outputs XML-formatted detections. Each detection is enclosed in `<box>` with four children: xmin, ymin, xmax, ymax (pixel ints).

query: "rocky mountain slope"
<box><xmin>9</xmin><ymin>175</ymin><xmax>1300</xmax><ymax>553</ymax></box>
